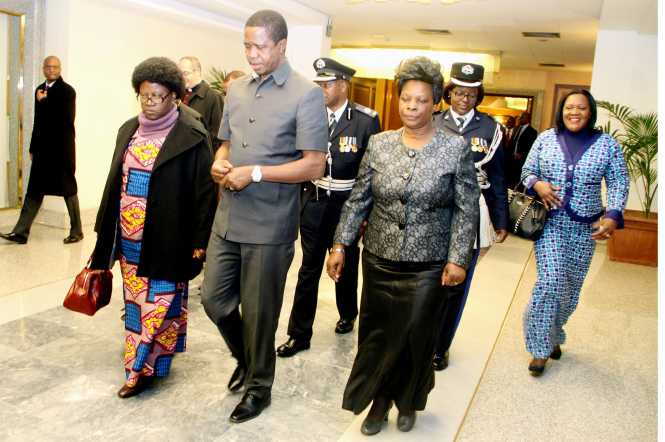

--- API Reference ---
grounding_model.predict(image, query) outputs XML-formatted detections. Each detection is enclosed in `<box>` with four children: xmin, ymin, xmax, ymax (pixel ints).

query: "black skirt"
<box><xmin>342</xmin><ymin>250</ymin><xmax>448</xmax><ymax>413</ymax></box>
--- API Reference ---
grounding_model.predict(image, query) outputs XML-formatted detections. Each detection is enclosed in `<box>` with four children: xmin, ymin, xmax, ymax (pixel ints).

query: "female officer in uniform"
<box><xmin>432</xmin><ymin>62</ymin><xmax>509</xmax><ymax>370</ymax></box>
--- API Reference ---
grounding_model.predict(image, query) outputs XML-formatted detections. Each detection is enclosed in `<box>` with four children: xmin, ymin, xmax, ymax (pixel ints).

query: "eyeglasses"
<box><xmin>452</xmin><ymin>90</ymin><xmax>478</xmax><ymax>101</ymax></box>
<box><xmin>138</xmin><ymin>94</ymin><xmax>170</xmax><ymax>105</ymax></box>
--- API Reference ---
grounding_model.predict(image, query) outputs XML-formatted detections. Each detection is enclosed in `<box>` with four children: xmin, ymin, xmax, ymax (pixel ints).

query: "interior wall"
<box><xmin>40</xmin><ymin>0</ymin><xmax>247</xmax><ymax>216</ymax></box>
<box><xmin>590</xmin><ymin>0</ymin><xmax>657</xmax><ymax>212</ymax></box>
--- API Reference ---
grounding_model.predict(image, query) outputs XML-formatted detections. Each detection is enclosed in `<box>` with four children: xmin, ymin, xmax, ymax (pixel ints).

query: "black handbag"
<box><xmin>508</xmin><ymin>189</ymin><xmax>547</xmax><ymax>241</ymax></box>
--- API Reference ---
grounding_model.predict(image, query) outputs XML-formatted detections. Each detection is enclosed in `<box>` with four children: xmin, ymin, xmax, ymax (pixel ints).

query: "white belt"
<box><xmin>312</xmin><ymin>177</ymin><xmax>355</xmax><ymax>192</ymax></box>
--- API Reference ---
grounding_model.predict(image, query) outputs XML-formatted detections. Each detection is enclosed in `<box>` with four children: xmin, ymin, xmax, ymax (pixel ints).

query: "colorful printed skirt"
<box><xmin>119</xmin><ymin>240</ymin><xmax>188</xmax><ymax>387</ymax></box>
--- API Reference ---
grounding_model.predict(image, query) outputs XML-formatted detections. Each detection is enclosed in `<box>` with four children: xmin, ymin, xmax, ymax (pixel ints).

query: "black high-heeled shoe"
<box><xmin>360</xmin><ymin>397</ymin><xmax>393</xmax><ymax>436</ymax></box>
<box><xmin>550</xmin><ymin>345</ymin><xmax>562</xmax><ymax>360</ymax></box>
<box><xmin>528</xmin><ymin>358</ymin><xmax>547</xmax><ymax>376</ymax></box>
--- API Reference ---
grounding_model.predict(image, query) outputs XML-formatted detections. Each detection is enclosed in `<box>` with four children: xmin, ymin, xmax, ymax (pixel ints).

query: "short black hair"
<box><xmin>245</xmin><ymin>10</ymin><xmax>288</xmax><ymax>43</ymax></box>
<box><xmin>555</xmin><ymin>89</ymin><xmax>597</xmax><ymax>133</ymax></box>
<box><xmin>395</xmin><ymin>56</ymin><xmax>444</xmax><ymax>104</ymax></box>
<box><xmin>442</xmin><ymin>82</ymin><xmax>485</xmax><ymax>106</ymax></box>
<box><xmin>132</xmin><ymin>57</ymin><xmax>185</xmax><ymax>99</ymax></box>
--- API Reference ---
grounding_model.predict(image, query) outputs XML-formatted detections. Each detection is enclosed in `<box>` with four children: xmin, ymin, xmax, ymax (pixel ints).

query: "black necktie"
<box><xmin>456</xmin><ymin>117</ymin><xmax>465</xmax><ymax>128</ymax></box>
<box><xmin>329</xmin><ymin>114</ymin><xmax>337</xmax><ymax>136</ymax></box>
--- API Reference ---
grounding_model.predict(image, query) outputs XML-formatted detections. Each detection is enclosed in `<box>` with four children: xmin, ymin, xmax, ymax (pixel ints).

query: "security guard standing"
<box><xmin>277</xmin><ymin>57</ymin><xmax>381</xmax><ymax>358</ymax></box>
<box><xmin>433</xmin><ymin>62</ymin><xmax>509</xmax><ymax>370</ymax></box>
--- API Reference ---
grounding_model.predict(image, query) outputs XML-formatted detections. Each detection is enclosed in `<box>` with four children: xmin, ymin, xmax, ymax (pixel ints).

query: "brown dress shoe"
<box><xmin>117</xmin><ymin>376</ymin><xmax>153</xmax><ymax>398</ymax></box>
<box><xmin>528</xmin><ymin>358</ymin><xmax>547</xmax><ymax>376</ymax></box>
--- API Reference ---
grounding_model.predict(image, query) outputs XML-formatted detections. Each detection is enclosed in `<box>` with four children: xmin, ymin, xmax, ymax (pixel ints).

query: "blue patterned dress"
<box><xmin>521</xmin><ymin>129</ymin><xmax>629</xmax><ymax>358</ymax></box>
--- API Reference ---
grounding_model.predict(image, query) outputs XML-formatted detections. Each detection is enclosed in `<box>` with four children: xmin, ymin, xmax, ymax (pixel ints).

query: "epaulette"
<box><xmin>353</xmin><ymin>103</ymin><xmax>378</xmax><ymax>118</ymax></box>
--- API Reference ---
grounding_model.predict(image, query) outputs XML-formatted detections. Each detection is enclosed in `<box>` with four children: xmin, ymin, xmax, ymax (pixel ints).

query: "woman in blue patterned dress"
<box><xmin>521</xmin><ymin>89</ymin><xmax>629</xmax><ymax>376</ymax></box>
<box><xmin>91</xmin><ymin>57</ymin><xmax>216</xmax><ymax>397</ymax></box>
<box><xmin>326</xmin><ymin>57</ymin><xmax>479</xmax><ymax>435</ymax></box>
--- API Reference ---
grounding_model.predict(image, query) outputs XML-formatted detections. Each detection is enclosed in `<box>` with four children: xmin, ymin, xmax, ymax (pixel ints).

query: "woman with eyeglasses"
<box><xmin>90</xmin><ymin>57</ymin><xmax>216</xmax><ymax>398</ymax></box>
<box><xmin>432</xmin><ymin>62</ymin><xmax>509</xmax><ymax>371</ymax></box>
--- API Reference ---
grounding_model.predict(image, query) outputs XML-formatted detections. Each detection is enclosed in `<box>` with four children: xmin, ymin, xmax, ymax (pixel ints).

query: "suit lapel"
<box><xmin>331</xmin><ymin>106</ymin><xmax>352</xmax><ymax>140</ymax></box>
<box><xmin>461</xmin><ymin>115</ymin><xmax>482</xmax><ymax>137</ymax></box>
<box><xmin>439</xmin><ymin>110</ymin><xmax>460</xmax><ymax>134</ymax></box>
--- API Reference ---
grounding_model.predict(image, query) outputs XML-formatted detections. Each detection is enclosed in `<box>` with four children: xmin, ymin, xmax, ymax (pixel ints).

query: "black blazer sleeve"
<box><xmin>482</xmin><ymin>142</ymin><xmax>509</xmax><ymax>230</ymax></box>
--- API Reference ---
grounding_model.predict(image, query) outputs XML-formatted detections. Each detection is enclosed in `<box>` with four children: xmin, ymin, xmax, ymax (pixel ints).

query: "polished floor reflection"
<box><xmin>0</xmin><ymin>218</ymin><xmax>657</xmax><ymax>441</ymax></box>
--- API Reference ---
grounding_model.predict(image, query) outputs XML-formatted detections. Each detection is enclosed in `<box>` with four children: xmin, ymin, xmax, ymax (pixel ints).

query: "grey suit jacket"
<box><xmin>334</xmin><ymin>128</ymin><xmax>479</xmax><ymax>266</ymax></box>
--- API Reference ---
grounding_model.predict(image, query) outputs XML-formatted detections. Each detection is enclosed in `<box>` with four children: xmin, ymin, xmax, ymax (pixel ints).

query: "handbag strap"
<box><xmin>513</xmin><ymin>199</ymin><xmax>535</xmax><ymax>234</ymax></box>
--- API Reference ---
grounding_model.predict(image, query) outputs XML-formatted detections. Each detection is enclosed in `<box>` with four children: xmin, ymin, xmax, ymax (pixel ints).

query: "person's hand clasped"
<box><xmin>211</xmin><ymin>159</ymin><xmax>233</xmax><ymax>184</ymax></box>
<box><xmin>326</xmin><ymin>246</ymin><xmax>345</xmax><ymax>282</ymax></box>
<box><xmin>222</xmin><ymin>165</ymin><xmax>253</xmax><ymax>192</ymax></box>
<box><xmin>36</xmin><ymin>89</ymin><xmax>47</xmax><ymax>102</ymax></box>
<box><xmin>533</xmin><ymin>180</ymin><xmax>563</xmax><ymax>210</ymax></box>
<box><xmin>441</xmin><ymin>262</ymin><xmax>466</xmax><ymax>287</ymax></box>
<box><xmin>591</xmin><ymin>217</ymin><xmax>618</xmax><ymax>241</ymax></box>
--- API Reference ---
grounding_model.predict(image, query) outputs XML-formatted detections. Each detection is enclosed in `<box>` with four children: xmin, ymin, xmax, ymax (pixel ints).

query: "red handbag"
<box><xmin>63</xmin><ymin>259</ymin><xmax>113</xmax><ymax>316</ymax></box>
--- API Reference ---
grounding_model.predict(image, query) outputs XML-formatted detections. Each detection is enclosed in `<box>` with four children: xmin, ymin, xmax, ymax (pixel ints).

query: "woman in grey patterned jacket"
<box><xmin>326</xmin><ymin>57</ymin><xmax>479</xmax><ymax>435</ymax></box>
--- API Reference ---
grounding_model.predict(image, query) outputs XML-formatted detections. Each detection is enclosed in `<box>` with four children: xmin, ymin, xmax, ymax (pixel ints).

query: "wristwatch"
<box><xmin>251</xmin><ymin>165</ymin><xmax>262</xmax><ymax>183</ymax></box>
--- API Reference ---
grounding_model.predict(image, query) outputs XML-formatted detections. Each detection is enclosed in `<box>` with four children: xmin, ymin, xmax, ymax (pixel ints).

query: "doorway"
<box><xmin>0</xmin><ymin>9</ymin><xmax>24</xmax><ymax>209</ymax></box>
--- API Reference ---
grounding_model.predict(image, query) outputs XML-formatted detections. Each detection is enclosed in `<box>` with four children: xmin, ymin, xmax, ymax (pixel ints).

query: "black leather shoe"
<box><xmin>528</xmin><ymin>358</ymin><xmax>547</xmax><ymax>376</ymax></box>
<box><xmin>550</xmin><ymin>345</ymin><xmax>562</xmax><ymax>360</ymax></box>
<box><xmin>229</xmin><ymin>391</ymin><xmax>271</xmax><ymax>423</ymax></box>
<box><xmin>397</xmin><ymin>410</ymin><xmax>417</xmax><ymax>432</ymax></box>
<box><xmin>360</xmin><ymin>397</ymin><xmax>392</xmax><ymax>436</ymax></box>
<box><xmin>0</xmin><ymin>232</ymin><xmax>27</xmax><ymax>244</ymax></box>
<box><xmin>117</xmin><ymin>376</ymin><xmax>154</xmax><ymax>399</ymax></box>
<box><xmin>63</xmin><ymin>233</ymin><xmax>84</xmax><ymax>244</ymax></box>
<box><xmin>227</xmin><ymin>364</ymin><xmax>246</xmax><ymax>392</ymax></box>
<box><xmin>335</xmin><ymin>318</ymin><xmax>355</xmax><ymax>334</ymax></box>
<box><xmin>433</xmin><ymin>351</ymin><xmax>449</xmax><ymax>371</ymax></box>
<box><xmin>276</xmin><ymin>337</ymin><xmax>310</xmax><ymax>358</ymax></box>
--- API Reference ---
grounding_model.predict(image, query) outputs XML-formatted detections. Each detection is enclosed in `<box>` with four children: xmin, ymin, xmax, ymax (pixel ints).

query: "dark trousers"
<box><xmin>287</xmin><ymin>189</ymin><xmax>359</xmax><ymax>342</ymax></box>
<box><xmin>434</xmin><ymin>247</ymin><xmax>480</xmax><ymax>356</ymax></box>
<box><xmin>12</xmin><ymin>194</ymin><xmax>82</xmax><ymax>238</ymax></box>
<box><xmin>201</xmin><ymin>233</ymin><xmax>294</xmax><ymax>396</ymax></box>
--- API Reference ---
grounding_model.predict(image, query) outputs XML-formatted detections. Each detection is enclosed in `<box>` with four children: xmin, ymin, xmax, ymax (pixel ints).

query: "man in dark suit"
<box><xmin>276</xmin><ymin>57</ymin><xmax>381</xmax><ymax>358</ymax></box>
<box><xmin>1</xmin><ymin>55</ymin><xmax>82</xmax><ymax>244</ymax></box>
<box><xmin>506</xmin><ymin>112</ymin><xmax>537</xmax><ymax>188</ymax></box>
<box><xmin>179</xmin><ymin>56</ymin><xmax>224</xmax><ymax>150</ymax></box>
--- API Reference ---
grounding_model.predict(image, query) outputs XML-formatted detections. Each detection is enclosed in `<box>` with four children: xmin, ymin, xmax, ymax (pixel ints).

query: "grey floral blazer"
<box><xmin>334</xmin><ymin>128</ymin><xmax>480</xmax><ymax>266</ymax></box>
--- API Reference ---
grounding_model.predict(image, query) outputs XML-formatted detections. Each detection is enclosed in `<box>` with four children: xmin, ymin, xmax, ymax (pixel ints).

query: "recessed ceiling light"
<box><xmin>522</xmin><ymin>32</ymin><xmax>561</xmax><ymax>39</ymax></box>
<box><xmin>441</xmin><ymin>0</ymin><xmax>460</xmax><ymax>4</ymax></box>
<box><xmin>416</xmin><ymin>28</ymin><xmax>452</xmax><ymax>35</ymax></box>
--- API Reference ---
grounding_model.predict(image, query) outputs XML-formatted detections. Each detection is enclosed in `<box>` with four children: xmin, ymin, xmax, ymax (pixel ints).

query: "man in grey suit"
<box><xmin>201</xmin><ymin>9</ymin><xmax>328</xmax><ymax>424</ymax></box>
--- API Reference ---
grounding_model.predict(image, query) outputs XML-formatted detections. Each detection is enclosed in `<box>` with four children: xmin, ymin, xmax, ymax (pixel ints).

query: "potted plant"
<box><xmin>597</xmin><ymin>101</ymin><xmax>658</xmax><ymax>266</ymax></box>
<box><xmin>208</xmin><ymin>67</ymin><xmax>228</xmax><ymax>94</ymax></box>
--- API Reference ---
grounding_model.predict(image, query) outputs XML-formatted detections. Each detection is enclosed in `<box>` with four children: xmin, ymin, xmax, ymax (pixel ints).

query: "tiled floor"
<box><xmin>0</xmin><ymin>219</ymin><xmax>657</xmax><ymax>441</ymax></box>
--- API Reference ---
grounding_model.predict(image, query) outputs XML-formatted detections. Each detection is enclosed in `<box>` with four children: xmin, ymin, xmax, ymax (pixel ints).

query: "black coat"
<box><xmin>90</xmin><ymin>108</ymin><xmax>216</xmax><ymax>281</ymax></box>
<box><xmin>27</xmin><ymin>77</ymin><xmax>77</xmax><ymax>197</ymax></box>
<box><xmin>186</xmin><ymin>80</ymin><xmax>223</xmax><ymax>149</ymax></box>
